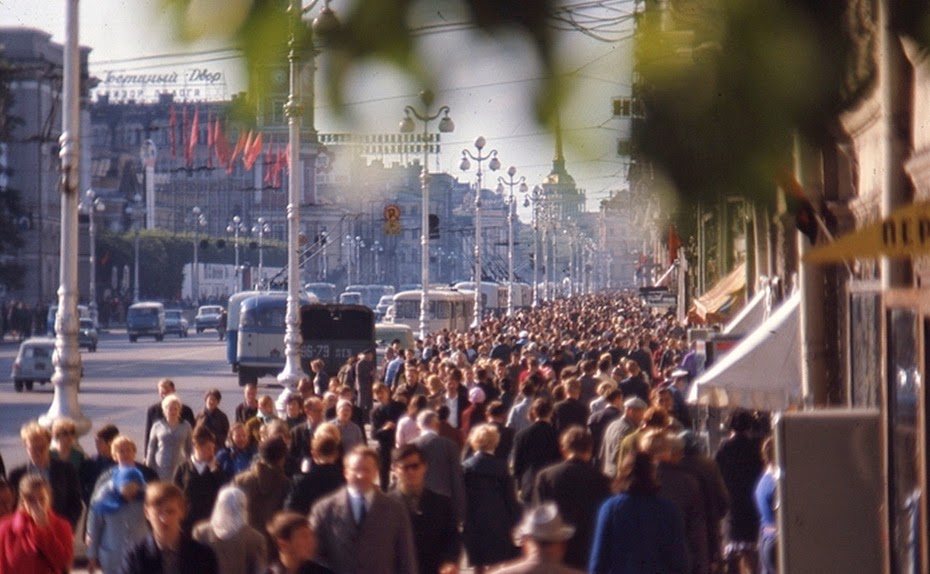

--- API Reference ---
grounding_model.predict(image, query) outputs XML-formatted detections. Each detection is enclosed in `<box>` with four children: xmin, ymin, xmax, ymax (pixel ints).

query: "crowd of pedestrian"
<box><xmin>0</xmin><ymin>292</ymin><xmax>777</xmax><ymax>574</ymax></box>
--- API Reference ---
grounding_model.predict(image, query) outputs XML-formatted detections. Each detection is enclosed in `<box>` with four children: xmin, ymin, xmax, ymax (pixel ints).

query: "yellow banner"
<box><xmin>803</xmin><ymin>202</ymin><xmax>930</xmax><ymax>263</ymax></box>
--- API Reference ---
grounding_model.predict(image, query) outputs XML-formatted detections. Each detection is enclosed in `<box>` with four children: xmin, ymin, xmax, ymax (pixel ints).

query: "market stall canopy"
<box><xmin>688</xmin><ymin>292</ymin><xmax>801</xmax><ymax>411</ymax></box>
<box><xmin>723</xmin><ymin>287</ymin><xmax>769</xmax><ymax>335</ymax></box>
<box><xmin>692</xmin><ymin>262</ymin><xmax>747</xmax><ymax>320</ymax></box>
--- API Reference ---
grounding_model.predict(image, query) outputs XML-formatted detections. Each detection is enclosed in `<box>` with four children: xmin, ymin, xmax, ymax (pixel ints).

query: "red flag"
<box><xmin>243</xmin><ymin>131</ymin><xmax>263</xmax><ymax>170</ymax></box>
<box><xmin>263</xmin><ymin>141</ymin><xmax>275</xmax><ymax>187</ymax></box>
<box><xmin>186</xmin><ymin>107</ymin><xmax>199</xmax><ymax>167</ymax></box>
<box><xmin>214</xmin><ymin>119</ymin><xmax>232</xmax><ymax>168</ymax></box>
<box><xmin>668</xmin><ymin>224</ymin><xmax>682</xmax><ymax>263</ymax></box>
<box><xmin>228</xmin><ymin>130</ymin><xmax>247</xmax><ymax>174</ymax></box>
<box><xmin>283</xmin><ymin>143</ymin><xmax>290</xmax><ymax>169</ymax></box>
<box><xmin>181</xmin><ymin>106</ymin><xmax>189</xmax><ymax>160</ymax></box>
<box><xmin>206</xmin><ymin>111</ymin><xmax>214</xmax><ymax>169</ymax></box>
<box><xmin>272</xmin><ymin>146</ymin><xmax>285</xmax><ymax>188</ymax></box>
<box><xmin>168</xmin><ymin>104</ymin><xmax>177</xmax><ymax>159</ymax></box>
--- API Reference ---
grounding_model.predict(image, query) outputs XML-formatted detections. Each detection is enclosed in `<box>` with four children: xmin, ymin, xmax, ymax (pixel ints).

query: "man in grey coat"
<box><xmin>411</xmin><ymin>410</ymin><xmax>467</xmax><ymax>522</ymax></box>
<box><xmin>310</xmin><ymin>446</ymin><xmax>418</xmax><ymax>574</ymax></box>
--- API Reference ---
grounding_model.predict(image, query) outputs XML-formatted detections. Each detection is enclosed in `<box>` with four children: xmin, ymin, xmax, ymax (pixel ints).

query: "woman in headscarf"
<box><xmin>192</xmin><ymin>485</ymin><xmax>267</xmax><ymax>574</ymax></box>
<box><xmin>86</xmin><ymin>437</ymin><xmax>149</xmax><ymax>574</ymax></box>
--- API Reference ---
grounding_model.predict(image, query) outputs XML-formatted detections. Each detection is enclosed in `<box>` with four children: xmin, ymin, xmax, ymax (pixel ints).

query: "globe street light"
<box><xmin>82</xmin><ymin>189</ymin><xmax>105</xmax><ymax>326</ymax></box>
<box><xmin>399</xmin><ymin>90</ymin><xmax>454</xmax><ymax>339</ymax></box>
<box><xmin>227</xmin><ymin>215</ymin><xmax>245</xmax><ymax>293</ymax></box>
<box><xmin>279</xmin><ymin>0</ymin><xmax>339</xmax><ymax>393</ymax></box>
<box><xmin>460</xmin><ymin>136</ymin><xmax>500</xmax><ymax>329</ymax></box>
<box><xmin>191</xmin><ymin>206</ymin><xmax>206</xmax><ymax>305</ymax></box>
<box><xmin>524</xmin><ymin>185</ymin><xmax>545</xmax><ymax>308</ymax></box>
<box><xmin>252</xmin><ymin>217</ymin><xmax>270</xmax><ymax>288</ymax></box>
<box><xmin>496</xmin><ymin>166</ymin><xmax>527</xmax><ymax>316</ymax></box>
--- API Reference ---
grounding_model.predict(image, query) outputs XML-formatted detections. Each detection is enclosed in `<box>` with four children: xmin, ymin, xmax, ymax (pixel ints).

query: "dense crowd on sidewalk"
<box><xmin>0</xmin><ymin>293</ymin><xmax>776</xmax><ymax>574</ymax></box>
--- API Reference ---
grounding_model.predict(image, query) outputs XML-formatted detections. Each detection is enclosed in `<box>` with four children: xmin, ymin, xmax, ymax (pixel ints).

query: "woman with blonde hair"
<box><xmin>462</xmin><ymin>423</ymin><xmax>520</xmax><ymax>574</ymax></box>
<box><xmin>145</xmin><ymin>394</ymin><xmax>193</xmax><ymax>480</ymax></box>
<box><xmin>192</xmin><ymin>486</ymin><xmax>267</xmax><ymax>574</ymax></box>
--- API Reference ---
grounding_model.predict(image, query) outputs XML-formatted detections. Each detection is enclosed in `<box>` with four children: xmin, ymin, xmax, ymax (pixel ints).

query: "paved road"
<box><xmin>0</xmin><ymin>328</ymin><xmax>282</xmax><ymax>469</ymax></box>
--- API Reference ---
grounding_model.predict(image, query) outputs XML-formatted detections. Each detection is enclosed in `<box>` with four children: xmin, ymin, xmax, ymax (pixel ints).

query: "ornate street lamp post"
<box><xmin>82</xmin><ymin>189</ymin><xmax>105</xmax><ymax>326</ymax></box>
<box><xmin>191</xmin><ymin>206</ymin><xmax>206</xmax><ymax>306</ymax></box>
<box><xmin>524</xmin><ymin>185</ymin><xmax>545</xmax><ymax>308</ymax></box>
<box><xmin>460</xmin><ymin>137</ymin><xmax>500</xmax><ymax>330</ymax></box>
<box><xmin>43</xmin><ymin>0</ymin><xmax>88</xmax><ymax>434</ymax></box>
<box><xmin>253</xmin><ymin>217</ymin><xmax>270</xmax><ymax>288</ymax></box>
<box><xmin>399</xmin><ymin>90</ymin><xmax>454</xmax><ymax>340</ymax></box>
<box><xmin>227</xmin><ymin>215</ymin><xmax>245</xmax><ymax>293</ymax></box>
<box><xmin>496</xmin><ymin>166</ymin><xmax>527</xmax><ymax>316</ymax></box>
<box><xmin>278</xmin><ymin>0</ymin><xmax>339</xmax><ymax>392</ymax></box>
<box><xmin>125</xmin><ymin>194</ymin><xmax>144</xmax><ymax>303</ymax></box>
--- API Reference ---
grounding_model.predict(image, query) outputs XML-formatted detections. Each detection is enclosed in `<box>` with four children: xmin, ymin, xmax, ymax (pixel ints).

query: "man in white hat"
<box><xmin>493</xmin><ymin>502</ymin><xmax>585</xmax><ymax>574</ymax></box>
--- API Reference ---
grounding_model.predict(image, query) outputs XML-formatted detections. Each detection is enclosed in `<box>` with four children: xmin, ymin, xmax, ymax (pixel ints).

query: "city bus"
<box><xmin>390</xmin><ymin>289</ymin><xmax>474</xmax><ymax>333</ymax></box>
<box><xmin>230</xmin><ymin>291</ymin><xmax>317</xmax><ymax>385</ymax></box>
<box><xmin>454</xmin><ymin>281</ymin><xmax>508</xmax><ymax>314</ymax></box>
<box><xmin>300</xmin><ymin>304</ymin><xmax>375</xmax><ymax>376</ymax></box>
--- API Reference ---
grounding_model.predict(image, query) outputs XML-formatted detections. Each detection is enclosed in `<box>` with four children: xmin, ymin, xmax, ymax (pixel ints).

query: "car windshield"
<box><xmin>199</xmin><ymin>307</ymin><xmax>222</xmax><ymax>315</ymax></box>
<box><xmin>166</xmin><ymin>311</ymin><xmax>182</xmax><ymax>319</ymax></box>
<box><xmin>80</xmin><ymin>319</ymin><xmax>94</xmax><ymax>329</ymax></box>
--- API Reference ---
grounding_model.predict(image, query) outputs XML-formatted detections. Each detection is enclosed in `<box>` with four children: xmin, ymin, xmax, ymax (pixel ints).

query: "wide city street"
<box><xmin>0</xmin><ymin>328</ymin><xmax>264</xmax><ymax>469</ymax></box>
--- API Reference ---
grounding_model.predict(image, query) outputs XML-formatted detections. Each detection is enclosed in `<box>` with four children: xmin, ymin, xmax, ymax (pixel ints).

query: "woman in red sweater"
<box><xmin>0</xmin><ymin>474</ymin><xmax>73</xmax><ymax>574</ymax></box>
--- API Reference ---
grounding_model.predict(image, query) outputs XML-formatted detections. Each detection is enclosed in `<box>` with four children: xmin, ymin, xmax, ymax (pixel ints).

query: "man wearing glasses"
<box><xmin>389</xmin><ymin>444</ymin><xmax>461</xmax><ymax>574</ymax></box>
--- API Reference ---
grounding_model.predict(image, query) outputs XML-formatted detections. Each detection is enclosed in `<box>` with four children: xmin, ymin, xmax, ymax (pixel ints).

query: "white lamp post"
<box><xmin>399</xmin><ymin>90</ymin><xmax>454</xmax><ymax>340</ymax></box>
<box><xmin>278</xmin><ymin>0</ymin><xmax>339</xmax><ymax>392</ymax></box>
<box><xmin>524</xmin><ymin>185</ymin><xmax>545</xmax><ymax>308</ymax></box>
<box><xmin>227</xmin><ymin>215</ymin><xmax>245</xmax><ymax>293</ymax></box>
<box><xmin>253</xmin><ymin>217</ymin><xmax>270</xmax><ymax>288</ymax></box>
<box><xmin>125</xmin><ymin>194</ymin><xmax>144</xmax><ymax>303</ymax></box>
<box><xmin>82</xmin><ymin>189</ymin><xmax>105</xmax><ymax>326</ymax></box>
<box><xmin>460</xmin><ymin>136</ymin><xmax>500</xmax><ymax>330</ymax></box>
<box><xmin>372</xmin><ymin>240</ymin><xmax>382</xmax><ymax>282</ymax></box>
<box><xmin>319</xmin><ymin>229</ymin><xmax>328</xmax><ymax>280</ymax></box>
<box><xmin>496</xmin><ymin>166</ymin><xmax>526</xmax><ymax>316</ymax></box>
<box><xmin>42</xmin><ymin>0</ymin><xmax>89</xmax><ymax>435</ymax></box>
<box><xmin>191</xmin><ymin>206</ymin><xmax>206</xmax><ymax>305</ymax></box>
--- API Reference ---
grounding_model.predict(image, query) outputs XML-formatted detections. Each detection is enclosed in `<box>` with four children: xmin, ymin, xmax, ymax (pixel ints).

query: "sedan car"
<box><xmin>165</xmin><ymin>309</ymin><xmax>189</xmax><ymax>337</ymax></box>
<box><xmin>78</xmin><ymin>318</ymin><xmax>98</xmax><ymax>352</ymax></box>
<box><xmin>195</xmin><ymin>305</ymin><xmax>224</xmax><ymax>333</ymax></box>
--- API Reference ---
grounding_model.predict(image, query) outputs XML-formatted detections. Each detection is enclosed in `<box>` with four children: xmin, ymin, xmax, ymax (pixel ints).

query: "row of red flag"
<box><xmin>168</xmin><ymin>104</ymin><xmax>289</xmax><ymax>182</ymax></box>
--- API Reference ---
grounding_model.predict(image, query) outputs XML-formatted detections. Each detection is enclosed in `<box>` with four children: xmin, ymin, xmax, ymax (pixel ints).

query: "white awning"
<box><xmin>692</xmin><ymin>262</ymin><xmax>747</xmax><ymax>319</ymax></box>
<box><xmin>688</xmin><ymin>292</ymin><xmax>801</xmax><ymax>411</ymax></box>
<box><xmin>722</xmin><ymin>287</ymin><xmax>768</xmax><ymax>335</ymax></box>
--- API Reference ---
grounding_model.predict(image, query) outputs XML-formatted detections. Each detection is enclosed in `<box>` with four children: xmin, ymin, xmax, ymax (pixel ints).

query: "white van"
<box><xmin>126</xmin><ymin>302</ymin><xmax>166</xmax><ymax>342</ymax></box>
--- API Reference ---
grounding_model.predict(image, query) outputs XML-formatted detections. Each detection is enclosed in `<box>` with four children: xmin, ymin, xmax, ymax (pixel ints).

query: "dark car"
<box><xmin>165</xmin><ymin>309</ymin><xmax>189</xmax><ymax>337</ymax></box>
<box><xmin>79</xmin><ymin>318</ymin><xmax>98</xmax><ymax>352</ymax></box>
<box><xmin>194</xmin><ymin>305</ymin><xmax>224</xmax><ymax>333</ymax></box>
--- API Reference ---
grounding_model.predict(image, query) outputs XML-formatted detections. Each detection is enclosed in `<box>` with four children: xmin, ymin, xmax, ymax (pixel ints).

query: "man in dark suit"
<box><xmin>310</xmin><ymin>446</ymin><xmax>418</xmax><ymax>574</ymax></box>
<box><xmin>121</xmin><ymin>482</ymin><xmax>218</xmax><ymax>574</ymax></box>
<box><xmin>586</xmin><ymin>388</ymin><xmax>624</xmax><ymax>468</ymax></box>
<box><xmin>486</xmin><ymin>400</ymin><xmax>515</xmax><ymax>461</ymax></box>
<box><xmin>389</xmin><ymin>444</ymin><xmax>461</xmax><ymax>574</ymax></box>
<box><xmin>8</xmin><ymin>421</ymin><xmax>83</xmax><ymax>528</ymax></box>
<box><xmin>290</xmin><ymin>396</ymin><xmax>326</xmax><ymax>465</ymax></box>
<box><xmin>370</xmin><ymin>383</ymin><xmax>406</xmax><ymax>490</ymax></box>
<box><xmin>411</xmin><ymin>410</ymin><xmax>467</xmax><ymax>522</ymax></box>
<box><xmin>143</xmin><ymin>378</ymin><xmax>196</xmax><ymax>458</ymax></box>
<box><xmin>552</xmin><ymin>378</ymin><xmax>589</xmax><ymax>436</ymax></box>
<box><xmin>533</xmin><ymin>426</ymin><xmax>611</xmax><ymax>570</ymax></box>
<box><xmin>512</xmin><ymin>398</ymin><xmax>561</xmax><ymax>504</ymax></box>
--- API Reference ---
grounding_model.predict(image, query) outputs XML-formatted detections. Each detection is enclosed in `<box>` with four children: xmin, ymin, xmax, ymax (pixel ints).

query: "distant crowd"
<box><xmin>0</xmin><ymin>293</ymin><xmax>776</xmax><ymax>574</ymax></box>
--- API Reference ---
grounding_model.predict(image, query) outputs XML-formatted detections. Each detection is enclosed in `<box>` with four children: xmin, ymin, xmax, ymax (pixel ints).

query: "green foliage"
<box><xmin>97</xmin><ymin>229</ymin><xmax>287</xmax><ymax>301</ymax></box>
<box><xmin>635</xmin><ymin>0</ymin><xmax>878</xmax><ymax>214</ymax></box>
<box><xmin>159</xmin><ymin>0</ymin><xmax>562</xmax><ymax>126</ymax></box>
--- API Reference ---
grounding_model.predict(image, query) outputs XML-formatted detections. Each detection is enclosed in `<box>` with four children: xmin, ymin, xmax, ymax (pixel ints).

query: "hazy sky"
<box><xmin>0</xmin><ymin>0</ymin><xmax>634</xmax><ymax>215</ymax></box>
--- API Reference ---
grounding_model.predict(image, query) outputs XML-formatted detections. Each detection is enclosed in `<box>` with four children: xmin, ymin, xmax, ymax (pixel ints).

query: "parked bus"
<box><xmin>454</xmin><ymin>281</ymin><xmax>508</xmax><ymax>314</ymax></box>
<box><xmin>304</xmin><ymin>282</ymin><xmax>337</xmax><ymax>303</ymax></box>
<box><xmin>300</xmin><ymin>304</ymin><xmax>375</xmax><ymax>376</ymax></box>
<box><xmin>390</xmin><ymin>289</ymin><xmax>474</xmax><ymax>333</ymax></box>
<box><xmin>228</xmin><ymin>291</ymin><xmax>317</xmax><ymax>383</ymax></box>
